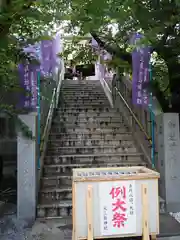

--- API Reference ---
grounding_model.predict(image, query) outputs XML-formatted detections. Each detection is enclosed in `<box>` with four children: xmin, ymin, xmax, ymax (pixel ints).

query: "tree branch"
<box><xmin>91</xmin><ymin>32</ymin><xmax>132</xmax><ymax>64</ymax></box>
<box><xmin>0</xmin><ymin>0</ymin><xmax>35</xmax><ymax>37</ymax></box>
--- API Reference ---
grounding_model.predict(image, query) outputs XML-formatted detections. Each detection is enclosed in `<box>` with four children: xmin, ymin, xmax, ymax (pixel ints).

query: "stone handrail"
<box><xmin>37</xmin><ymin>60</ymin><xmax>64</xmax><ymax>193</ymax></box>
<box><xmin>113</xmin><ymin>74</ymin><xmax>159</xmax><ymax>168</ymax></box>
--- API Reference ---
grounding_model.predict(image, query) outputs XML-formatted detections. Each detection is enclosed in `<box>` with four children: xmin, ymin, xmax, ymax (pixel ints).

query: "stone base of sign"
<box><xmin>157</xmin><ymin>113</ymin><xmax>180</xmax><ymax>212</ymax></box>
<box><xmin>17</xmin><ymin>112</ymin><xmax>38</xmax><ymax>225</ymax></box>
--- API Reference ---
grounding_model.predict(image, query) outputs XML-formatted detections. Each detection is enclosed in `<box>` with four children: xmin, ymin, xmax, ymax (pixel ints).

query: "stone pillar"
<box><xmin>17</xmin><ymin>112</ymin><xmax>37</xmax><ymax>224</ymax></box>
<box><xmin>157</xmin><ymin>113</ymin><xmax>180</xmax><ymax>212</ymax></box>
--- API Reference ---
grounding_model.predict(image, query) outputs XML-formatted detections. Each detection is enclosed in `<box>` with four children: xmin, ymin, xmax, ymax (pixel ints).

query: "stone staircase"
<box><xmin>37</xmin><ymin>80</ymin><xmax>147</xmax><ymax>218</ymax></box>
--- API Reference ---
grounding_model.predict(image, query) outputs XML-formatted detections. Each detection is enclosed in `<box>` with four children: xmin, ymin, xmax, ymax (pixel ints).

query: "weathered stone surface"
<box><xmin>38</xmin><ymin>80</ymin><xmax>146</xmax><ymax>218</ymax></box>
<box><xmin>1</xmin><ymin>215</ymin><xmax>180</xmax><ymax>240</ymax></box>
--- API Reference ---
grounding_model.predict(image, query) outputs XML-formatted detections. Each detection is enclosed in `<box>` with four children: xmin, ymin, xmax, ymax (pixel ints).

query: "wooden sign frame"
<box><xmin>72</xmin><ymin>166</ymin><xmax>160</xmax><ymax>240</ymax></box>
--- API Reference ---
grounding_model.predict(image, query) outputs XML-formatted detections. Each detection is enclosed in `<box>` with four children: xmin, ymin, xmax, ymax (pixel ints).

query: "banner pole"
<box><xmin>37</xmin><ymin>71</ymin><xmax>41</xmax><ymax>170</ymax></box>
<box><xmin>149</xmin><ymin>61</ymin><xmax>155</xmax><ymax>168</ymax></box>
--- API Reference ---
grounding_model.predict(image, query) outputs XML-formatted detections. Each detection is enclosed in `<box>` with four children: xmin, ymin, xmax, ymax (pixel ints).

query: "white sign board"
<box><xmin>99</xmin><ymin>180</ymin><xmax>136</xmax><ymax>236</ymax></box>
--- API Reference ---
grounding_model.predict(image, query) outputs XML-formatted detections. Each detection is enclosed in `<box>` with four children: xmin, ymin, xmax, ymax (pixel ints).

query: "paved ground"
<box><xmin>159</xmin><ymin>213</ymin><xmax>180</xmax><ymax>237</ymax></box>
<box><xmin>0</xmin><ymin>215</ymin><xmax>72</xmax><ymax>240</ymax></box>
<box><xmin>1</xmin><ymin>214</ymin><xmax>180</xmax><ymax>240</ymax></box>
<box><xmin>0</xmin><ymin>203</ymin><xmax>71</xmax><ymax>240</ymax></box>
<box><xmin>1</xmin><ymin>204</ymin><xmax>180</xmax><ymax>240</ymax></box>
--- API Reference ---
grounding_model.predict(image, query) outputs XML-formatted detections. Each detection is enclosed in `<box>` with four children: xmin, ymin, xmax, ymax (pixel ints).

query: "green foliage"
<box><xmin>0</xmin><ymin>0</ymin><xmax>68</xmax><ymax>137</ymax></box>
<box><xmin>63</xmin><ymin>38</ymin><xmax>97</xmax><ymax>65</ymax></box>
<box><xmin>64</xmin><ymin>0</ymin><xmax>180</xmax><ymax>110</ymax></box>
<box><xmin>1</xmin><ymin>0</ymin><xmax>180</xmax><ymax>122</ymax></box>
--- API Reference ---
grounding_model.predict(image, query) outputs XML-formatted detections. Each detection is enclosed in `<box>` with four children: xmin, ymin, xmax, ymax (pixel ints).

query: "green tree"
<box><xmin>2</xmin><ymin>0</ymin><xmax>180</xmax><ymax>114</ymax></box>
<box><xmin>66</xmin><ymin>0</ymin><xmax>180</xmax><ymax>112</ymax></box>
<box><xmin>0</xmin><ymin>0</ymin><xmax>68</xmax><ymax>137</ymax></box>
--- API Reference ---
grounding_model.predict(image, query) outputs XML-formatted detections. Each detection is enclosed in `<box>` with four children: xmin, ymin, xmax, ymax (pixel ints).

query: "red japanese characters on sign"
<box><xmin>109</xmin><ymin>186</ymin><xmax>127</xmax><ymax>228</ymax></box>
<box><xmin>99</xmin><ymin>181</ymin><xmax>136</xmax><ymax>235</ymax></box>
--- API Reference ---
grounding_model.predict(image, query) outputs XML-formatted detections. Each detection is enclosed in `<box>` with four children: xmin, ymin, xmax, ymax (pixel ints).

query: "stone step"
<box><xmin>59</xmin><ymin>97</ymin><xmax>106</xmax><ymax>102</ymax></box>
<box><xmin>62</xmin><ymin>80</ymin><xmax>100</xmax><ymax>84</ymax></box>
<box><xmin>59</xmin><ymin>102</ymin><xmax>110</xmax><ymax>106</ymax></box>
<box><xmin>56</xmin><ymin>107</ymin><xmax>116</xmax><ymax>112</ymax></box>
<box><xmin>59</xmin><ymin>95</ymin><xmax>106</xmax><ymax>99</ymax></box>
<box><xmin>59</xmin><ymin>101</ymin><xmax>110</xmax><ymax>105</ymax></box>
<box><xmin>51</xmin><ymin>122</ymin><xmax>127</xmax><ymax>130</ymax></box>
<box><xmin>38</xmin><ymin>156</ymin><xmax>146</xmax><ymax>219</ymax></box>
<box><xmin>41</xmin><ymin>173</ymin><xmax>72</xmax><ymax>188</ymax></box>
<box><xmin>37</xmin><ymin>199</ymin><xmax>72</xmax><ymax>218</ymax></box>
<box><xmin>60</xmin><ymin>90</ymin><xmax>105</xmax><ymax>94</ymax></box>
<box><xmin>61</xmin><ymin>83</ymin><xmax>101</xmax><ymax>87</ymax></box>
<box><xmin>61</xmin><ymin>89</ymin><xmax>103</xmax><ymax>93</ymax></box>
<box><xmin>62</xmin><ymin>79</ymin><xmax>100</xmax><ymax>82</ymax></box>
<box><xmin>61</xmin><ymin>83</ymin><xmax>102</xmax><ymax>87</ymax></box>
<box><xmin>61</xmin><ymin>88</ymin><xmax>104</xmax><ymax>91</ymax></box>
<box><xmin>60</xmin><ymin>89</ymin><xmax>106</xmax><ymax>95</ymax></box>
<box><xmin>54</xmin><ymin>111</ymin><xmax>119</xmax><ymax>118</ymax></box>
<box><xmin>37</xmin><ymin>200</ymin><xmax>165</xmax><ymax>221</ymax></box>
<box><xmin>49</xmin><ymin>132</ymin><xmax>132</xmax><ymax>140</ymax></box>
<box><xmin>61</xmin><ymin>94</ymin><xmax>105</xmax><ymax>98</ymax></box>
<box><xmin>58</xmin><ymin>104</ymin><xmax>110</xmax><ymax>108</ymax></box>
<box><xmin>62</xmin><ymin>83</ymin><xmax>101</xmax><ymax>86</ymax></box>
<box><xmin>39</xmin><ymin>181</ymin><xmax>165</xmax><ymax>220</ymax></box>
<box><xmin>44</xmin><ymin>153</ymin><xmax>144</xmax><ymax>166</ymax></box>
<box><xmin>50</xmin><ymin>127</ymin><xmax>129</xmax><ymax>134</ymax></box>
<box><xmin>38</xmin><ymin>81</ymin><xmax>147</xmax><ymax>219</ymax></box>
<box><xmin>59</xmin><ymin>100</ymin><xmax>109</xmax><ymax>104</ymax></box>
<box><xmin>47</xmin><ymin>145</ymin><xmax>137</xmax><ymax>155</ymax></box>
<box><xmin>53</xmin><ymin>119</ymin><xmax>124</xmax><ymax>125</ymax></box>
<box><xmin>43</xmin><ymin>162</ymin><xmax>146</xmax><ymax>178</ymax></box>
<box><xmin>61</xmin><ymin>85</ymin><xmax>102</xmax><ymax>89</ymax></box>
<box><xmin>55</xmin><ymin>112</ymin><xmax>118</xmax><ymax>118</ymax></box>
<box><xmin>62</xmin><ymin>87</ymin><xmax>102</xmax><ymax>90</ymax></box>
<box><xmin>40</xmin><ymin>185</ymin><xmax>72</xmax><ymax>202</ymax></box>
<box><xmin>60</xmin><ymin>99</ymin><xmax>108</xmax><ymax>103</ymax></box>
<box><xmin>59</xmin><ymin>94</ymin><xmax>106</xmax><ymax>98</ymax></box>
<box><xmin>52</xmin><ymin>116</ymin><xmax>124</xmax><ymax>123</ymax></box>
<box><xmin>48</xmin><ymin>139</ymin><xmax>134</xmax><ymax>147</ymax></box>
<box><xmin>59</xmin><ymin>93</ymin><xmax>106</xmax><ymax>98</ymax></box>
<box><xmin>59</xmin><ymin>96</ymin><xmax>108</xmax><ymax>100</ymax></box>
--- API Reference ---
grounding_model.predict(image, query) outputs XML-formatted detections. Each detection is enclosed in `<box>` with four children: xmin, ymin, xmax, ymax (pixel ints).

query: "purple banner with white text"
<box><xmin>131</xmin><ymin>33</ymin><xmax>151</xmax><ymax>106</ymax></box>
<box><xmin>17</xmin><ymin>32</ymin><xmax>63</xmax><ymax>110</ymax></box>
<box><xmin>17</xmin><ymin>63</ymin><xmax>38</xmax><ymax>110</ymax></box>
<box><xmin>41</xmin><ymin>40</ymin><xmax>53</xmax><ymax>76</ymax></box>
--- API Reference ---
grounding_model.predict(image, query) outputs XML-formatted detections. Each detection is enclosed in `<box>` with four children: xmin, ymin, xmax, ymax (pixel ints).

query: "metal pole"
<box><xmin>37</xmin><ymin>71</ymin><xmax>41</xmax><ymax>170</ymax></box>
<box><xmin>149</xmin><ymin>61</ymin><xmax>155</xmax><ymax>168</ymax></box>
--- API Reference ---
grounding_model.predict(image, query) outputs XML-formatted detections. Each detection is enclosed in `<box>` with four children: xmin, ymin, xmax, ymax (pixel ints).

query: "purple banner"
<box><xmin>40</xmin><ymin>40</ymin><xmax>53</xmax><ymax>76</ymax></box>
<box><xmin>18</xmin><ymin>33</ymin><xmax>63</xmax><ymax>110</ymax></box>
<box><xmin>51</xmin><ymin>32</ymin><xmax>62</xmax><ymax>77</ymax></box>
<box><xmin>23</xmin><ymin>43</ymin><xmax>41</xmax><ymax>61</ymax></box>
<box><xmin>103</xmin><ymin>52</ymin><xmax>112</xmax><ymax>61</ymax></box>
<box><xmin>99</xmin><ymin>62</ymin><xmax>105</xmax><ymax>79</ymax></box>
<box><xmin>52</xmin><ymin>32</ymin><xmax>62</xmax><ymax>67</ymax></box>
<box><xmin>92</xmin><ymin>38</ymin><xmax>112</xmax><ymax>79</ymax></box>
<box><xmin>131</xmin><ymin>33</ymin><xmax>151</xmax><ymax>106</ymax></box>
<box><xmin>17</xmin><ymin>64</ymin><xmax>38</xmax><ymax>110</ymax></box>
<box><xmin>91</xmin><ymin>37</ymin><xmax>99</xmax><ymax>49</ymax></box>
<box><xmin>91</xmin><ymin>37</ymin><xmax>100</xmax><ymax>55</ymax></box>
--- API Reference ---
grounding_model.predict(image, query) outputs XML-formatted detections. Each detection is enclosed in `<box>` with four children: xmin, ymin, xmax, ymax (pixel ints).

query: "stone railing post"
<box><xmin>17</xmin><ymin>112</ymin><xmax>37</xmax><ymax>225</ymax></box>
<box><xmin>157</xmin><ymin>113</ymin><xmax>180</xmax><ymax>212</ymax></box>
